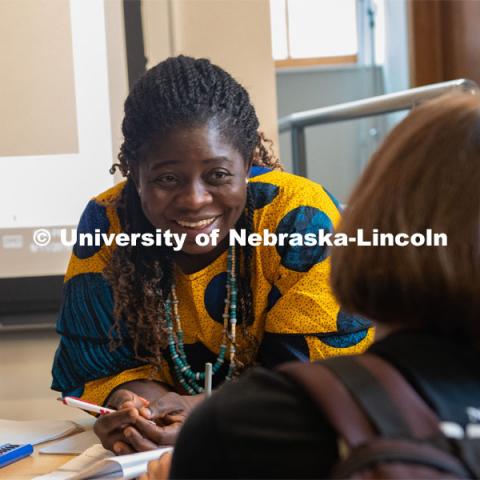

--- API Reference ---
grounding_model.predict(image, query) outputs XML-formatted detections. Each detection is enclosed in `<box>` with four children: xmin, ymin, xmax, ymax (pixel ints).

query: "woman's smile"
<box><xmin>170</xmin><ymin>215</ymin><xmax>223</xmax><ymax>241</ymax></box>
<box><xmin>174</xmin><ymin>215</ymin><xmax>220</xmax><ymax>229</ymax></box>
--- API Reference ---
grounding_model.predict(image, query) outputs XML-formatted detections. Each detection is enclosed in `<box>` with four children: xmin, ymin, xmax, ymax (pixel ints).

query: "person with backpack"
<box><xmin>139</xmin><ymin>92</ymin><xmax>480</xmax><ymax>479</ymax></box>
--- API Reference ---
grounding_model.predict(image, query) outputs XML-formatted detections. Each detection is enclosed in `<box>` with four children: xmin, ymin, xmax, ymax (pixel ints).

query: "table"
<box><xmin>0</xmin><ymin>416</ymin><xmax>96</xmax><ymax>480</ymax></box>
<box><xmin>0</xmin><ymin>443</ymin><xmax>75</xmax><ymax>479</ymax></box>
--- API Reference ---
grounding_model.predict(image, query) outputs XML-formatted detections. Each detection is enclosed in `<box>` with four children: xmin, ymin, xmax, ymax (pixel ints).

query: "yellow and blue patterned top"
<box><xmin>51</xmin><ymin>167</ymin><xmax>373</xmax><ymax>405</ymax></box>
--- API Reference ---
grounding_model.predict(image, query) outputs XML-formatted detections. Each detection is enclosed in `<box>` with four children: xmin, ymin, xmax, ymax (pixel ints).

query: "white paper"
<box><xmin>70</xmin><ymin>446</ymin><xmax>173</xmax><ymax>480</ymax></box>
<box><xmin>34</xmin><ymin>444</ymin><xmax>173</xmax><ymax>480</ymax></box>
<box><xmin>0</xmin><ymin>418</ymin><xmax>81</xmax><ymax>445</ymax></box>
<box><xmin>33</xmin><ymin>444</ymin><xmax>113</xmax><ymax>480</ymax></box>
<box><xmin>39</xmin><ymin>430</ymin><xmax>99</xmax><ymax>454</ymax></box>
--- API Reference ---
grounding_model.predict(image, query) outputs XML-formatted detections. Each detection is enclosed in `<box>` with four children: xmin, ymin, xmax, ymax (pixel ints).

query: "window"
<box><xmin>270</xmin><ymin>0</ymin><xmax>359</xmax><ymax>68</ymax></box>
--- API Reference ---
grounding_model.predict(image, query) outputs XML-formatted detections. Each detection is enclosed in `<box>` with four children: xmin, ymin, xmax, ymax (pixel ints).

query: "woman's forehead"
<box><xmin>143</xmin><ymin>125</ymin><xmax>245</xmax><ymax>167</ymax></box>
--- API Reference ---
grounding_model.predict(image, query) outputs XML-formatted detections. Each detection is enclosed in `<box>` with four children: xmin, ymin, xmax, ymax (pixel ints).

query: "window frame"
<box><xmin>271</xmin><ymin>0</ymin><xmax>367</xmax><ymax>69</ymax></box>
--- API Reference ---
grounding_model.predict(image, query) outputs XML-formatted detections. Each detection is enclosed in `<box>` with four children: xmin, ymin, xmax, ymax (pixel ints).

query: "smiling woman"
<box><xmin>51</xmin><ymin>55</ymin><xmax>373</xmax><ymax>454</ymax></box>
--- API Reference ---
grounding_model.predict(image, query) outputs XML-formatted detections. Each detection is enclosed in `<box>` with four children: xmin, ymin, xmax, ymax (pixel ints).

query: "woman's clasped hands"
<box><xmin>93</xmin><ymin>389</ymin><xmax>195</xmax><ymax>454</ymax></box>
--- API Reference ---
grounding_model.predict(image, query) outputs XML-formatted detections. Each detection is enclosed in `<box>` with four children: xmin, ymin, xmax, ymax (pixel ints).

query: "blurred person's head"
<box><xmin>330</xmin><ymin>93</ymin><xmax>480</xmax><ymax>346</ymax></box>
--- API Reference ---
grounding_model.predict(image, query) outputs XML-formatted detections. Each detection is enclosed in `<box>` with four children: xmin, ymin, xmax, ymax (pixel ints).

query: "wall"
<box><xmin>277</xmin><ymin>65</ymin><xmax>386</xmax><ymax>202</ymax></box>
<box><xmin>0</xmin><ymin>0</ymin><xmax>128</xmax><ymax>420</ymax></box>
<box><xmin>142</xmin><ymin>0</ymin><xmax>279</xmax><ymax>149</ymax></box>
<box><xmin>0</xmin><ymin>0</ymin><xmax>78</xmax><ymax>158</ymax></box>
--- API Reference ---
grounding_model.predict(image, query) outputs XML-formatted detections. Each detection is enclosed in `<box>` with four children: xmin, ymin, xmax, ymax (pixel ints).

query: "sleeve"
<box><xmin>258</xmin><ymin>258</ymin><xmax>374</xmax><ymax>367</ymax></box>
<box><xmin>51</xmin><ymin>198</ymin><xmax>173</xmax><ymax>405</ymax></box>
<box><xmin>170</xmin><ymin>367</ymin><xmax>338</xmax><ymax>479</ymax></box>
<box><xmin>255</xmin><ymin>178</ymin><xmax>373</xmax><ymax>367</ymax></box>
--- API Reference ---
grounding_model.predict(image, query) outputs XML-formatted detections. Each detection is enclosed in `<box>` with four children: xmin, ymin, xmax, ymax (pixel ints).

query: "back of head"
<box><xmin>330</xmin><ymin>93</ymin><xmax>480</xmax><ymax>345</ymax></box>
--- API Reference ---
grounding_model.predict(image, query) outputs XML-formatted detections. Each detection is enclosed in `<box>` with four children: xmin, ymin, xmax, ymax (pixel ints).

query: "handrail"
<box><xmin>279</xmin><ymin>78</ymin><xmax>479</xmax><ymax>176</ymax></box>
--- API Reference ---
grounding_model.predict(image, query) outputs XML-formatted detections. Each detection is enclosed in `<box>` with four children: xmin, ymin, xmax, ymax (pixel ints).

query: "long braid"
<box><xmin>107</xmin><ymin>55</ymin><xmax>282</xmax><ymax>371</ymax></box>
<box><xmin>234</xmin><ymin>186</ymin><xmax>258</xmax><ymax>369</ymax></box>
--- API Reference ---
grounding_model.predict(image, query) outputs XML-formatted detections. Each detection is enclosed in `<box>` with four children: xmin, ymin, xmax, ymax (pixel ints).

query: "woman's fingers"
<box><xmin>96</xmin><ymin>408</ymin><xmax>139</xmax><ymax>432</ymax></box>
<box><xmin>123</xmin><ymin>426</ymin><xmax>159</xmax><ymax>452</ymax></box>
<box><xmin>112</xmin><ymin>440</ymin><xmax>135</xmax><ymax>455</ymax></box>
<box><xmin>140</xmin><ymin>392</ymin><xmax>188</xmax><ymax>420</ymax></box>
<box><xmin>107</xmin><ymin>388</ymin><xmax>149</xmax><ymax>410</ymax></box>
<box><xmin>93</xmin><ymin>408</ymin><xmax>139</xmax><ymax>451</ymax></box>
<box><xmin>134</xmin><ymin>416</ymin><xmax>182</xmax><ymax>446</ymax></box>
<box><xmin>146</xmin><ymin>452</ymin><xmax>173</xmax><ymax>480</ymax></box>
<box><xmin>95</xmin><ymin>428</ymin><xmax>132</xmax><ymax>452</ymax></box>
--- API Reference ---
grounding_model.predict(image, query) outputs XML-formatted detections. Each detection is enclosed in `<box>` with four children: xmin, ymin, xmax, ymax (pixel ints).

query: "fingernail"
<box><xmin>140</xmin><ymin>407</ymin><xmax>152</xmax><ymax>418</ymax></box>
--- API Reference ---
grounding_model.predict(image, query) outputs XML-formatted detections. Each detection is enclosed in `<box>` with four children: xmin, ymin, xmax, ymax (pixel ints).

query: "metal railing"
<box><xmin>279</xmin><ymin>79</ymin><xmax>479</xmax><ymax>177</ymax></box>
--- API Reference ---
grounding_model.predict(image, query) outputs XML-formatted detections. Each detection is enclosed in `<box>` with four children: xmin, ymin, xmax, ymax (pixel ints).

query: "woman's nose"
<box><xmin>177</xmin><ymin>181</ymin><xmax>213</xmax><ymax>210</ymax></box>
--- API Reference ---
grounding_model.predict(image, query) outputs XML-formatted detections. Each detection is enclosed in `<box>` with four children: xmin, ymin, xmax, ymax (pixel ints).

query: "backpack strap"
<box><xmin>323</xmin><ymin>354</ymin><xmax>442</xmax><ymax>440</ymax></box>
<box><xmin>278</xmin><ymin>353</ymin><xmax>442</xmax><ymax>448</ymax></box>
<box><xmin>277</xmin><ymin>360</ymin><xmax>376</xmax><ymax>447</ymax></box>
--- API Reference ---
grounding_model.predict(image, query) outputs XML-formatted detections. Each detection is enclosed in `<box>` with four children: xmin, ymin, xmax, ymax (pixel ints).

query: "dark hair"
<box><xmin>105</xmin><ymin>55</ymin><xmax>281</xmax><ymax>372</ymax></box>
<box><xmin>330</xmin><ymin>93</ymin><xmax>480</xmax><ymax>347</ymax></box>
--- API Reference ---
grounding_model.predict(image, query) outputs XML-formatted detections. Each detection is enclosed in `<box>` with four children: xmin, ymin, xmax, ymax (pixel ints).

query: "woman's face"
<box><xmin>134</xmin><ymin>124</ymin><xmax>250</xmax><ymax>257</ymax></box>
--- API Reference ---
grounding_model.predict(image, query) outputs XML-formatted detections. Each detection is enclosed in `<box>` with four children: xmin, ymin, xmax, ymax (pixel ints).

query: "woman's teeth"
<box><xmin>175</xmin><ymin>217</ymin><xmax>217</xmax><ymax>228</ymax></box>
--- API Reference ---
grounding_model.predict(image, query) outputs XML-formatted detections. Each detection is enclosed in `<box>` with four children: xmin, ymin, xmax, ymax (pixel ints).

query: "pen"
<box><xmin>204</xmin><ymin>362</ymin><xmax>212</xmax><ymax>397</ymax></box>
<box><xmin>58</xmin><ymin>396</ymin><xmax>157</xmax><ymax>425</ymax></box>
<box><xmin>58</xmin><ymin>396</ymin><xmax>115</xmax><ymax>415</ymax></box>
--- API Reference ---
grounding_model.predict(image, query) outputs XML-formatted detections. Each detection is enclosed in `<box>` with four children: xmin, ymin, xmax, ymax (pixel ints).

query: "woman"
<box><xmin>143</xmin><ymin>92</ymin><xmax>480</xmax><ymax>478</ymax></box>
<box><xmin>51</xmin><ymin>55</ymin><xmax>372</xmax><ymax>452</ymax></box>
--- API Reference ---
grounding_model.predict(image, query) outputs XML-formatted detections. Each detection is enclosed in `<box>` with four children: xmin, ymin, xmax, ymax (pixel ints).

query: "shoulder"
<box><xmin>248</xmin><ymin>169</ymin><xmax>341</xmax><ymax>274</ymax></box>
<box><xmin>76</xmin><ymin>181</ymin><xmax>126</xmax><ymax>235</ymax></box>
<box><xmin>202</xmin><ymin>366</ymin><xmax>334</xmax><ymax>443</ymax></box>
<box><xmin>64</xmin><ymin>181</ymin><xmax>126</xmax><ymax>282</ymax></box>
<box><xmin>173</xmin><ymin>367</ymin><xmax>338</xmax><ymax>478</ymax></box>
<box><xmin>80</xmin><ymin>181</ymin><xmax>126</xmax><ymax>233</ymax></box>
<box><xmin>249</xmin><ymin>168</ymin><xmax>342</xmax><ymax>220</ymax></box>
<box><xmin>94</xmin><ymin>180</ymin><xmax>127</xmax><ymax>207</ymax></box>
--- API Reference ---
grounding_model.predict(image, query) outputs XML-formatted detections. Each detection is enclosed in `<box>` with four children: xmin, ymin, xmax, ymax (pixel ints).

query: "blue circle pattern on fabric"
<box><xmin>248</xmin><ymin>165</ymin><xmax>272</xmax><ymax>178</ymax></box>
<box><xmin>275</xmin><ymin>206</ymin><xmax>333</xmax><ymax>272</ymax></box>
<box><xmin>320</xmin><ymin>310</ymin><xmax>372</xmax><ymax>348</ymax></box>
<box><xmin>204</xmin><ymin>272</ymin><xmax>228</xmax><ymax>324</ymax></box>
<box><xmin>73</xmin><ymin>201</ymin><xmax>110</xmax><ymax>259</ymax></box>
<box><xmin>249</xmin><ymin>181</ymin><xmax>280</xmax><ymax>210</ymax></box>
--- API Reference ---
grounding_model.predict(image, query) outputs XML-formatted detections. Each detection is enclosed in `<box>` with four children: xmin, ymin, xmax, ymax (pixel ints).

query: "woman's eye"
<box><xmin>155</xmin><ymin>174</ymin><xmax>178</xmax><ymax>184</ymax></box>
<box><xmin>209</xmin><ymin>171</ymin><xmax>231</xmax><ymax>182</ymax></box>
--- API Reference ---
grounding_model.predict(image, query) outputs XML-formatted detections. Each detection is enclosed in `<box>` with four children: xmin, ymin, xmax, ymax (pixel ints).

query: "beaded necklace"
<box><xmin>165</xmin><ymin>244</ymin><xmax>238</xmax><ymax>394</ymax></box>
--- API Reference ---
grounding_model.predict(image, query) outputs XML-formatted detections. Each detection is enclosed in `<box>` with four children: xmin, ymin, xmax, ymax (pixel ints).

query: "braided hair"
<box><xmin>105</xmin><ymin>55</ymin><xmax>282</xmax><ymax>373</ymax></box>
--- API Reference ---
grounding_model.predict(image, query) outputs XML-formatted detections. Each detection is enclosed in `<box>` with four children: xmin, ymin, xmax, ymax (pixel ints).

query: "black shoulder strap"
<box><xmin>323</xmin><ymin>354</ymin><xmax>442</xmax><ymax>440</ymax></box>
<box><xmin>278</xmin><ymin>354</ymin><xmax>441</xmax><ymax>448</ymax></box>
